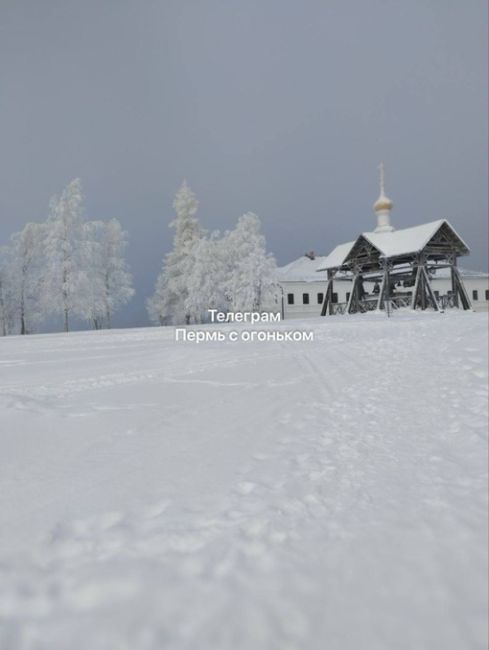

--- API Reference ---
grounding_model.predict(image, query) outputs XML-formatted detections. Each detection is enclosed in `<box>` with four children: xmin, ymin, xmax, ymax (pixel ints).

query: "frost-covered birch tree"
<box><xmin>222</xmin><ymin>212</ymin><xmax>278</xmax><ymax>312</ymax></box>
<box><xmin>42</xmin><ymin>179</ymin><xmax>90</xmax><ymax>332</ymax></box>
<box><xmin>0</xmin><ymin>276</ymin><xmax>7</xmax><ymax>336</ymax></box>
<box><xmin>0</xmin><ymin>247</ymin><xmax>14</xmax><ymax>336</ymax></box>
<box><xmin>148</xmin><ymin>181</ymin><xmax>202</xmax><ymax>325</ymax></box>
<box><xmin>1</xmin><ymin>180</ymin><xmax>134</xmax><ymax>335</ymax></box>
<box><xmin>82</xmin><ymin>220</ymin><xmax>106</xmax><ymax>329</ymax></box>
<box><xmin>7</xmin><ymin>222</ymin><xmax>46</xmax><ymax>334</ymax></box>
<box><xmin>85</xmin><ymin>219</ymin><xmax>134</xmax><ymax>329</ymax></box>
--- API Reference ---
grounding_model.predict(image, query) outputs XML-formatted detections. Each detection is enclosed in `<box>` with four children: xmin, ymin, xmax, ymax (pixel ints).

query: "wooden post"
<box><xmin>451</xmin><ymin>266</ymin><xmax>472</xmax><ymax>310</ymax></box>
<box><xmin>347</xmin><ymin>275</ymin><xmax>360</xmax><ymax>314</ymax></box>
<box><xmin>419</xmin><ymin>267</ymin><xmax>428</xmax><ymax>310</ymax></box>
<box><xmin>320</xmin><ymin>273</ymin><xmax>334</xmax><ymax>316</ymax></box>
<box><xmin>411</xmin><ymin>266</ymin><xmax>422</xmax><ymax>310</ymax></box>
<box><xmin>376</xmin><ymin>271</ymin><xmax>386</xmax><ymax>311</ymax></box>
<box><xmin>421</xmin><ymin>267</ymin><xmax>440</xmax><ymax>312</ymax></box>
<box><xmin>450</xmin><ymin>265</ymin><xmax>459</xmax><ymax>308</ymax></box>
<box><xmin>377</xmin><ymin>258</ymin><xmax>391</xmax><ymax>312</ymax></box>
<box><xmin>384</xmin><ymin>268</ymin><xmax>390</xmax><ymax>311</ymax></box>
<box><xmin>412</xmin><ymin>266</ymin><xmax>441</xmax><ymax>311</ymax></box>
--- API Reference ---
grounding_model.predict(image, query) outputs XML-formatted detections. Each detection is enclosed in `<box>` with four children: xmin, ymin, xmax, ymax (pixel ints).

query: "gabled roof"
<box><xmin>316</xmin><ymin>241</ymin><xmax>355</xmax><ymax>271</ymax></box>
<box><xmin>318</xmin><ymin>219</ymin><xmax>470</xmax><ymax>271</ymax></box>
<box><xmin>361</xmin><ymin>219</ymin><xmax>469</xmax><ymax>259</ymax></box>
<box><xmin>276</xmin><ymin>255</ymin><xmax>329</xmax><ymax>282</ymax></box>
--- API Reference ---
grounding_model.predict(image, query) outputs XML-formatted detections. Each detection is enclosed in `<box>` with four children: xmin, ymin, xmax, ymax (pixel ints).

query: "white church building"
<box><xmin>276</xmin><ymin>166</ymin><xmax>489</xmax><ymax>319</ymax></box>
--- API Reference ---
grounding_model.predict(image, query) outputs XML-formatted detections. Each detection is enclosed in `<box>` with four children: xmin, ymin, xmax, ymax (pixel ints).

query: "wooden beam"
<box><xmin>420</xmin><ymin>269</ymin><xmax>427</xmax><ymax>310</ymax></box>
<box><xmin>376</xmin><ymin>271</ymin><xmax>386</xmax><ymax>311</ymax></box>
<box><xmin>320</xmin><ymin>275</ymin><xmax>334</xmax><ymax>316</ymax></box>
<box><xmin>450</xmin><ymin>265</ymin><xmax>459</xmax><ymax>308</ymax></box>
<box><xmin>347</xmin><ymin>275</ymin><xmax>360</xmax><ymax>314</ymax></box>
<box><xmin>421</xmin><ymin>267</ymin><xmax>440</xmax><ymax>312</ymax></box>
<box><xmin>376</xmin><ymin>267</ymin><xmax>391</xmax><ymax>311</ymax></box>
<box><xmin>411</xmin><ymin>266</ymin><xmax>423</xmax><ymax>310</ymax></box>
<box><xmin>451</xmin><ymin>266</ymin><xmax>472</xmax><ymax>310</ymax></box>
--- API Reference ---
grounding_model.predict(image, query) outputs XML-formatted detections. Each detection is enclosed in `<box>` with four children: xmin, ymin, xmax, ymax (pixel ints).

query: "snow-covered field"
<box><xmin>0</xmin><ymin>312</ymin><xmax>487</xmax><ymax>650</ymax></box>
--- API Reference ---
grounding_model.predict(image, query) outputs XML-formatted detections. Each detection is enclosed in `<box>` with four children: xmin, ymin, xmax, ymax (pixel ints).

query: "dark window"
<box><xmin>303</xmin><ymin>293</ymin><xmax>310</xmax><ymax>305</ymax></box>
<box><xmin>346</xmin><ymin>292</ymin><xmax>350</xmax><ymax>301</ymax></box>
<box><xmin>486</xmin><ymin>289</ymin><xmax>489</xmax><ymax>301</ymax></box>
<box><xmin>317</xmin><ymin>292</ymin><xmax>324</xmax><ymax>304</ymax></box>
<box><xmin>332</xmin><ymin>293</ymin><xmax>338</xmax><ymax>304</ymax></box>
<box><xmin>472</xmin><ymin>290</ymin><xmax>479</xmax><ymax>301</ymax></box>
<box><xmin>287</xmin><ymin>293</ymin><xmax>294</xmax><ymax>305</ymax></box>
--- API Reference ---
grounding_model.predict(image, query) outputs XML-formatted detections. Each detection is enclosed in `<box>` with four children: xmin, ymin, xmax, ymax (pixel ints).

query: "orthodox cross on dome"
<box><xmin>379</xmin><ymin>161</ymin><xmax>386</xmax><ymax>196</ymax></box>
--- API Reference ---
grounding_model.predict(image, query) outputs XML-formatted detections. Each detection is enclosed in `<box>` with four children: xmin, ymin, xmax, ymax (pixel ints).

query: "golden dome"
<box><xmin>373</xmin><ymin>193</ymin><xmax>393</xmax><ymax>212</ymax></box>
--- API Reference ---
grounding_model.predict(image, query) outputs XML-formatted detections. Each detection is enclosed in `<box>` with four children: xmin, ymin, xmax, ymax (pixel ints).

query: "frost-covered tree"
<box><xmin>0</xmin><ymin>276</ymin><xmax>7</xmax><ymax>336</ymax></box>
<box><xmin>82</xmin><ymin>220</ymin><xmax>106</xmax><ymax>329</ymax></box>
<box><xmin>150</xmin><ymin>205</ymin><xmax>278</xmax><ymax>324</ymax></box>
<box><xmin>147</xmin><ymin>268</ymin><xmax>169</xmax><ymax>326</ymax></box>
<box><xmin>84</xmin><ymin>219</ymin><xmax>134</xmax><ymax>329</ymax></box>
<box><xmin>0</xmin><ymin>246</ymin><xmax>15</xmax><ymax>336</ymax></box>
<box><xmin>1</xmin><ymin>181</ymin><xmax>134</xmax><ymax>335</ymax></box>
<box><xmin>42</xmin><ymin>179</ymin><xmax>90</xmax><ymax>332</ymax></box>
<box><xmin>222</xmin><ymin>212</ymin><xmax>278</xmax><ymax>312</ymax></box>
<box><xmin>7</xmin><ymin>222</ymin><xmax>46</xmax><ymax>334</ymax></box>
<box><xmin>148</xmin><ymin>181</ymin><xmax>202</xmax><ymax>325</ymax></box>
<box><xmin>185</xmin><ymin>232</ymin><xmax>228</xmax><ymax>322</ymax></box>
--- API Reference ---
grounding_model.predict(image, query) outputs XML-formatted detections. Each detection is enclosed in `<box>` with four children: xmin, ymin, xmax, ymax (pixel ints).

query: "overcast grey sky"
<box><xmin>1</xmin><ymin>0</ymin><xmax>487</xmax><ymax>327</ymax></box>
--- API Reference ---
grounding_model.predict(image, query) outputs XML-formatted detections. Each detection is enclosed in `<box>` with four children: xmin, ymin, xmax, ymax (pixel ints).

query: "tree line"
<box><xmin>0</xmin><ymin>179</ymin><xmax>278</xmax><ymax>335</ymax></box>
<box><xmin>0</xmin><ymin>179</ymin><xmax>133</xmax><ymax>335</ymax></box>
<box><xmin>147</xmin><ymin>181</ymin><xmax>278</xmax><ymax>325</ymax></box>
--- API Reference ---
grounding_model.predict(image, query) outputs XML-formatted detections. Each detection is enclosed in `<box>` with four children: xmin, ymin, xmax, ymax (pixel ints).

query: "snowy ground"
<box><xmin>0</xmin><ymin>312</ymin><xmax>487</xmax><ymax>650</ymax></box>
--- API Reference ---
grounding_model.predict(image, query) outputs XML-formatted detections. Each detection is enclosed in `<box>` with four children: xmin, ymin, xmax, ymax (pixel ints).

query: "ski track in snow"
<box><xmin>0</xmin><ymin>313</ymin><xmax>487</xmax><ymax>650</ymax></box>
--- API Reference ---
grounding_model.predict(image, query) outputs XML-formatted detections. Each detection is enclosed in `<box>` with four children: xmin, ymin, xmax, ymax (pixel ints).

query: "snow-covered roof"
<box><xmin>316</xmin><ymin>241</ymin><xmax>355</xmax><ymax>271</ymax></box>
<box><xmin>276</xmin><ymin>255</ymin><xmax>329</xmax><ymax>282</ymax></box>
<box><xmin>362</xmin><ymin>219</ymin><xmax>469</xmax><ymax>258</ymax></box>
<box><xmin>318</xmin><ymin>220</ymin><xmax>469</xmax><ymax>270</ymax></box>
